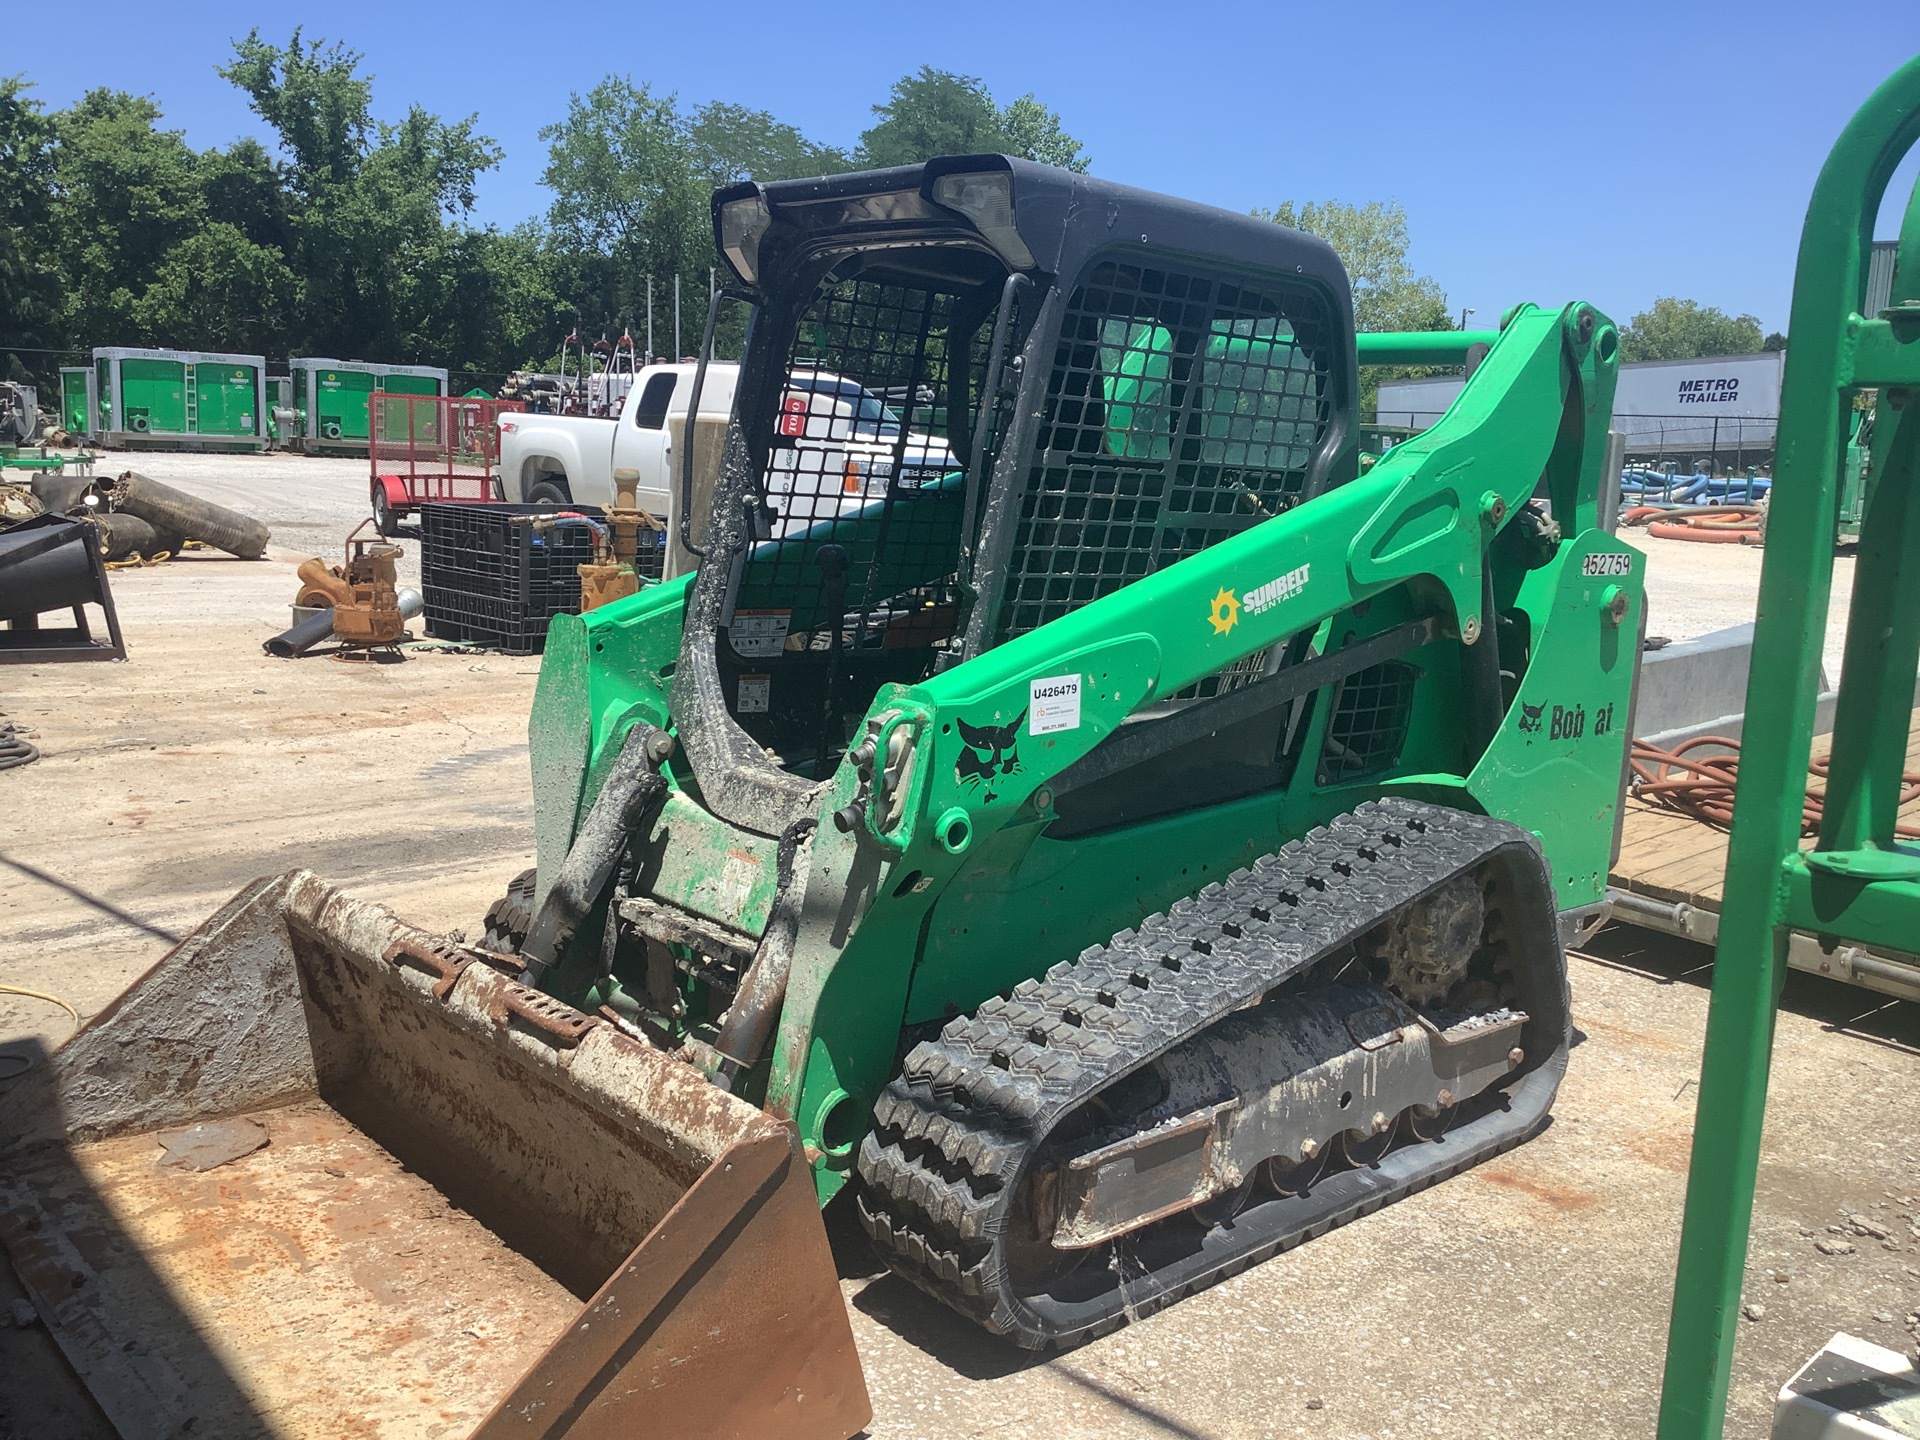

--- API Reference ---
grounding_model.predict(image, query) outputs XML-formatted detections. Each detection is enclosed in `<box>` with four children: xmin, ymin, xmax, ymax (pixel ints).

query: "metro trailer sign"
<box><xmin>1676</xmin><ymin>377</ymin><xmax>1741</xmax><ymax>404</ymax></box>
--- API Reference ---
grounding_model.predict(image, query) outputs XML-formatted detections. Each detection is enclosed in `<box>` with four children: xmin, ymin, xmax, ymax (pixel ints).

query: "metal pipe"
<box><xmin>263</xmin><ymin>606</ymin><xmax>338</xmax><ymax>658</ymax></box>
<box><xmin>1607</xmin><ymin>886</ymin><xmax>1920</xmax><ymax>1003</ymax></box>
<box><xmin>1356</xmin><ymin>331</ymin><xmax>1503</xmax><ymax>365</ymax></box>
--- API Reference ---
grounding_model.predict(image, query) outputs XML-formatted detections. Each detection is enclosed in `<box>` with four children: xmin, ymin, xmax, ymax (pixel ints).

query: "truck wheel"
<box><xmin>371</xmin><ymin>486</ymin><xmax>400</xmax><ymax>538</ymax></box>
<box><xmin>527</xmin><ymin>480</ymin><xmax>571</xmax><ymax>506</ymax></box>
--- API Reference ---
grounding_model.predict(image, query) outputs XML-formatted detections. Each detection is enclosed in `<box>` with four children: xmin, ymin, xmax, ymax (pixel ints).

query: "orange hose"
<box><xmin>1630</xmin><ymin>736</ymin><xmax>1920</xmax><ymax>838</ymax></box>
<box><xmin>1647</xmin><ymin>507</ymin><xmax>1764</xmax><ymax>544</ymax></box>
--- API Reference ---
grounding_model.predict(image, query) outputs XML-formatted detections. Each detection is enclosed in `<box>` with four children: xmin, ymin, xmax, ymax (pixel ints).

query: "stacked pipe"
<box><xmin>112</xmin><ymin>472</ymin><xmax>270</xmax><ymax>559</ymax></box>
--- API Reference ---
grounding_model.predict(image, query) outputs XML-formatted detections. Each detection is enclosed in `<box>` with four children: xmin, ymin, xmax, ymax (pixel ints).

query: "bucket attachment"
<box><xmin>0</xmin><ymin>872</ymin><xmax>870</xmax><ymax>1440</ymax></box>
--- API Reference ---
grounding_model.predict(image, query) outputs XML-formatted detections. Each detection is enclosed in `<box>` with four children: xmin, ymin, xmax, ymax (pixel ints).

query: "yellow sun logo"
<box><xmin>1208</xmin><ymin>587</ymin><xmax>1241</xmax><ymax>635</ymax></box>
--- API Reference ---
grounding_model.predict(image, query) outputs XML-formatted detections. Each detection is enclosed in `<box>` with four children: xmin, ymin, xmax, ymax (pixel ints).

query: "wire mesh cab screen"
<box><xmin>722</xmin><ymin>269</ymin><xmax>998</xmax><ymax>774</ymax></box>
<box><xmin>995</xmin><ymin>256</ymin><xmax>1334</xmax><ymax>643</ymax></box>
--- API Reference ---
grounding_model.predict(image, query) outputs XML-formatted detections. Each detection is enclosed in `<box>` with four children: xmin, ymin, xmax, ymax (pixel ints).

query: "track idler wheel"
<box><xmin>1188</xmin><ymin>1176</ymin><xmax>1257</xmax><ymax>1229</ymax></box>
<box><xmin>1403</xmin><ymin>1100</ymin><xmax>1459</xmax><ymax>1143</ymax></box>
<box><xmin>1260</xmin><ymin>1145</ymin><xmax>1328</xmax><ymax>1197</ymax></box>
<box><xmin>1336</xmin><ymin>1114</ymin><xmax>1397</xmax><ymax>1169</ymax></box>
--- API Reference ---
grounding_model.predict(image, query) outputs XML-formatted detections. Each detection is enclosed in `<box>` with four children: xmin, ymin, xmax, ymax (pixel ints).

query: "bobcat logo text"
<box><xmin>1517</xmin><ymin>700</ymin><xmax>1616</xmax><ymax>740</ymax></box>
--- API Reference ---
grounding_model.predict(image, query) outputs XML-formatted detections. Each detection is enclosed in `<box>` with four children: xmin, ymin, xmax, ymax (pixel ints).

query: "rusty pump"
<box><xmin>265</xmin><ymin>520</ymin><xmax>422</xmax><ymax>656</ymax></box>
<box><xmin>571</xmin><ymin>467</ymin><xmax>666</xmax><ymax>613</ymax></box>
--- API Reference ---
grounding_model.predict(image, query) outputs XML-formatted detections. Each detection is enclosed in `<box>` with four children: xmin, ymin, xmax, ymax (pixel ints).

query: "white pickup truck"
<box><xmin>496</xmin><ymin>360</ymin><xmax>955</xmax><ymax>537</ymax></box>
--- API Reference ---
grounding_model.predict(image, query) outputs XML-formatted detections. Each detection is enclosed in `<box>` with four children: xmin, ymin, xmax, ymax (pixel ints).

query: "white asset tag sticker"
<box><xmin>1029</xmin><ymin>674</ymin><xmax>1082</xmax><ymax>735</ymax></box>
<box><xmin>736</xmin><ymin>674</ymin><xmax>770</xmax><ymax>714</ymax></box>
<box><xmin>1581</xmin><ymin>552</ymin><xmax>1633</xmax><ymax>577</ymax></box>
<box><xmin>730</xmin><ymin>610</ymin><xmax>791</xmax><ymax>658</ymax></box>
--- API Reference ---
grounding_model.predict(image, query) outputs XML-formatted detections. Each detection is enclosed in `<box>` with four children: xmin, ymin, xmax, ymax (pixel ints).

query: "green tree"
<box><xmin>858</xmin><ymin>68</ymin><xmax>1089</xmax><ymax>171</ymax></box>
<box><xmin>220</xmin><ymin>29</ymin><xmax>370</xmax><ymax>193</ymax></box>
<box><xmin>858</xmin><ymin>69</ymin><xmax>1003</xmax><ymax>167</ymax></box>
<box><xmin>999</xmin><ymin>94</ymin><xmax>1088</xmax><ymax>172</ymax></box>
<box><xmin>539</xmin><ymin>77</ymin><xmax>719</xmax><ymax>356</ymax></box>
<box><xmin>0</xmin><ymin>77</ymin><xmax>61</xmax><ymax>384</ymax></box>
<box><xmin>424</xmin><ymin>223</ymin><xmax>558</xmax><ymax>373</ymax></box>
<box><xmin>220</xmin><ymin>31</ymin><xmax>505</xmax><ymax>361</ymax></box>
<box><xmin>1252</xmin><ymin>200</ymin><xmax>1450</xmax><ymax>332</ymax></box>
<box><xmin>1620</xmin><ymin>297</ymin><xmax>1765</xmax><ymax>361</ymax></box>
<box><xmin>542</xmin><ymin>78</ymin><xmax>701</xmax><ymax>261</ymax></box>
<box><xmin>197</xmin><ymin>138</ymin><xmax>293</xmax><ymax>254</ymax></box>
<box><xmin>688</xmin><ymin>101</ymin><xmax>849</xmax><ymax>184</ymax></box>
<box><xmin>132</xmin><ymin>222</ymin><xmax>297</xmax><ymax>354</ymax></box>
<box><xmin>49</xmin><ymin>89</ymin><xmax>205</xmax><ymax>345</ymax></box>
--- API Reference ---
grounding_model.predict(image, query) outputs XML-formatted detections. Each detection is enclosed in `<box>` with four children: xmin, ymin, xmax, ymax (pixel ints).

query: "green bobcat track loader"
<box><xmin>499</xmin><ymin>159</ymin><xmax>1640</xmax><ymax>1340</ymax></box>
<box><xmin>1</xmin><ymin>155</ymin><xmax>1640</xmax><ymax>1437</ymax></box>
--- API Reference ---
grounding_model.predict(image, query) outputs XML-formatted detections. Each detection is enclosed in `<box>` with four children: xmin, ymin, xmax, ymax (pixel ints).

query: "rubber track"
<box><xmin>855</xmin><ymin>796</ymin><xmax>1547</xmax><ymax>1347</ymax></box>
<box><xmin>479</xmin><ymin>867</ymin><xmax>536</xmax><ymax>955</ymax></box>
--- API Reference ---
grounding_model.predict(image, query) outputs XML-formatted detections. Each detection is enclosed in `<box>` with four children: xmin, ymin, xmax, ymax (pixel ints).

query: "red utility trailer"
<box><xmin>368</xmin><ymin>392</ymin><xmax>523</xmax><ymax>535</ymax></box>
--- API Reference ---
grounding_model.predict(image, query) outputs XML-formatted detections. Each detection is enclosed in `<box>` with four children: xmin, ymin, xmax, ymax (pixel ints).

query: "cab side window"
<box><xmin>632</xmin><ymin>373</ymin><xmax>677</xmax><ymax>430</ymax></box>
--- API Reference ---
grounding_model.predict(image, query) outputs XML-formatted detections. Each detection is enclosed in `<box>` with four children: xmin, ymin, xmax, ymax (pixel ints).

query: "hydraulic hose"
<box><xmin>518</xmin><ymin>724</ymin><xmax>670</xmax><ymax>988</ymax></box>
<box><xmin>711</xmin><ymin>816</ymin><xmax>817</xmax><ymax>1090</ymax></box>
<box><xmin>0</xmin><ymin>714</ymin><xmax>39</xmax><ymax>771</ymax></box>
<box><xmin>1645</xmin><ymin>508</ymin><xmax>1763</xmax><ymax>544</ymax></box>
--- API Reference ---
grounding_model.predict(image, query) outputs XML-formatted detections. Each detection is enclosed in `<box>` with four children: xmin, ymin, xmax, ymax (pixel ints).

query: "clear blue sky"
<box><xmin>17</xmin><ymin>2</ymin><xmax>1920</xmax><ymax>335</ymax></box>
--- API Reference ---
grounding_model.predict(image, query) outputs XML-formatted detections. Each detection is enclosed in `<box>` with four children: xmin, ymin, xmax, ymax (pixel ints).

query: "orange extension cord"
<box><xmin>1630</xmin><ymin>735</ymin><xmax>1920</xmax><ymax>838</ymax></box>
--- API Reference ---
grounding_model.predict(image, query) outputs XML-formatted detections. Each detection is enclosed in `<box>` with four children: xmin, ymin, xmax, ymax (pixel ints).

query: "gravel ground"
<box><xmin>2</xmin><ymin>449</ymin><xmax>1908</xmax><ymax>1440</ymax></box>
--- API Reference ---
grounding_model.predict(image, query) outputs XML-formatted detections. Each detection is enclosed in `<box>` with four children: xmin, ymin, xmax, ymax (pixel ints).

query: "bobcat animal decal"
<box><xmin>1517</xmin><ymin>700</ymin><xmax>1545</xmax><ymax>734</ymax></box>
<box><xmin>956</xmin><ymin>711</ymin><xmax>1025</xmax><ymax>802</ymax></box>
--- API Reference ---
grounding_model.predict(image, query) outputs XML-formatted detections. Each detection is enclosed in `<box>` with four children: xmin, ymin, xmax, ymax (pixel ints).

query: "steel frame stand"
<box><xmin>1656</xmin><ymin>57</ymin><xmax>1920</xmax><ymax>1440</ymax></box>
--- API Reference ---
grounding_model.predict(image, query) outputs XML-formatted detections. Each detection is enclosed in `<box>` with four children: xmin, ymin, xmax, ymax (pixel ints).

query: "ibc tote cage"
<box><xmin>369</xmin><ymin>392</ymin><xmax>522</xmax><ymax>511</ymax></box>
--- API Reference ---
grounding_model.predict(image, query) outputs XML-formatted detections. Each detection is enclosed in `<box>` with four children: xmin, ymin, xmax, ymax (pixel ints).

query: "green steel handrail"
<box><xmin>1656</xmin><ymin>54</ymin><xmax>1920</xmax><ymax>1440</ymax></box>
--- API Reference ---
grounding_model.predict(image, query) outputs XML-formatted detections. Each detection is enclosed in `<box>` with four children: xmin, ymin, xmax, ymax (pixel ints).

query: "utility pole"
<box><xmin>646</xmin><ymin>277</ymin><xmax>654</xmax><ymax>364</ymax></box>
<box><xmin>1459</xmin><ymin>306</ymin><xmax>1476</xmax><ymax>330</ymax></box>
<box><xmin>675</xmin><ymin>276</ymin><xmax>682</xmax><ymax>360</ymax></box>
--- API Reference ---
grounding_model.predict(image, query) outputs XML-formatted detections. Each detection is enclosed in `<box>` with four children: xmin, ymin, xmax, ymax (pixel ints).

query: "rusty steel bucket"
<box><xmin>0</xmin><ymin>872</ymin><xmax>870</xmax><ymax>1439</ymax></box>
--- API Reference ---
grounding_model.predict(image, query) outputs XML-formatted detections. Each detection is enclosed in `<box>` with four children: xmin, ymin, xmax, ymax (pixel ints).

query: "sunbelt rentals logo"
<box><xmin>1243</xmin><ymin>563</ymin><xmax>1310</xmax><ymax>616</ymax></box>
<box><xmin>1208</xmin><ymin>563</ymin><xmax>1310</xmax><ymax>635</ymax></box>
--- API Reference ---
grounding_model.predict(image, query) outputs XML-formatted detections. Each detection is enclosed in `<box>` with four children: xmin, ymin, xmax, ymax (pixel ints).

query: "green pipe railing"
<box><xmin>1355</xmin><ymin>330</ymin><xmax>1502</xmax><ymax>365</ymax></box>
<box><xmin>1655</xmin><ymin>54</ymin><xmax>1920</xmax><ymax>1440</ymax></box>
